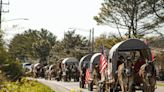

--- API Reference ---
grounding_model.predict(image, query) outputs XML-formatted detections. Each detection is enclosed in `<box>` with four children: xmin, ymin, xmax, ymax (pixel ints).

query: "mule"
<box><xmin>71</xmin><ymin>65</ymin><xmax>79</xmax><ymax>81</ymax></box>
<box><xmin>118</xmin><ymin>57</ymin><xmax>134</xmax><ymax>92</ymax></box>
<box><xmin>56</xmin><ymin>68</ymin><xmax>62</xmax><ymax>81</ymax></box>
<box><xmin>48</xmin><ymin>64</ymin><xmax>57</xmax><ymax>80</ymax></box>
<box><xmin>139</xmin><ymin>61</ymin><xmax>156</xmax><ymax>92</ymax></box>
<box><xmin>93</xmin><ymin>64</ymin><xmax>101</xmax><ymax>86</ymax></box>
<box><xmin>43</xmin><ymin>65</ymin><xmax>49</xmax><ymax>80</ymax></box>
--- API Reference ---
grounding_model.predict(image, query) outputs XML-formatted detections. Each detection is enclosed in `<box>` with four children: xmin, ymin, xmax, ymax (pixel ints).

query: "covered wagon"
<box><xmin>61</xmin><ymin>57</ymin><xmax>79</xmax><ymax>82</ymax></box>
<box><xmin>79</xmin><ymin>54</ymin><xmax>92</xmax><ymax>88</ymax></box>
<box><xmin>98</xmin><ymin>39</ymin><xmax>156</xmax><ymax>92</ymax></box>
<box><xmin>85</xmin><ymin>53</ymin><xmax>102</xmax><ymax>91</ymax></box>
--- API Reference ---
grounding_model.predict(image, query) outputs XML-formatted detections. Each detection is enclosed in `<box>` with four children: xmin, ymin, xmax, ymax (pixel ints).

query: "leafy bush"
<box><xmin>0</xmin><ymin>78</ymin><xmax>54</xmax><ymax>92</ymax></box>
<box><xmin>2</xmin><ymin>60</ymin><xmax>24</xmax><ymax>81</ymax></box>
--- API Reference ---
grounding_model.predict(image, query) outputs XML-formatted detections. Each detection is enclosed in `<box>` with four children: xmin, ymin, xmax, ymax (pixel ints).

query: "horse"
<box><xmin>118</xmin><ymin>57</ymin><xmax>134</xmax><ymax>92</ymax></box>
<box><xmin>139</xmin><ymin>61</ymin><xmax>156</xmax><ymax>92</ymax></box>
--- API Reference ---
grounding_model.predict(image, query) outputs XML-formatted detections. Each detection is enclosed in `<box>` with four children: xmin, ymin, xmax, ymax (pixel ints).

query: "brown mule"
<box><xmin>118</xmin><ymin>57</ymin><xmax>134</xmax><ymax>92</ymax></box>
<box><xmin>93</xmin><ymin>65</ymin><xmax>101</xmax><ymax>85</ymax></box>
<box><xmin>139</xmin><ymin>61</ymin><xmax>156</xmax><ymax>92</ymax></box>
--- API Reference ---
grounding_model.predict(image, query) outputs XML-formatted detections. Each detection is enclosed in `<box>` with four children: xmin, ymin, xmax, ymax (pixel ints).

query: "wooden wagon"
<box><xmin>79</xmin><ymin>54</ymin><xmax>92</xmax><ymax>88</ymax></box>
<box><xmin>98</xmin><ymin>39</ymin><xmax>156</xmax><ymax>92</ymax></box>
<box><xmin>83</xmin><ymin>53</ymin><xmax>101</xmax><ymax>91</ymax></box>
<box><xmin>61</xmin><ymin>57</ymin><xmax>79</xmax><ymax>82</ymax></box>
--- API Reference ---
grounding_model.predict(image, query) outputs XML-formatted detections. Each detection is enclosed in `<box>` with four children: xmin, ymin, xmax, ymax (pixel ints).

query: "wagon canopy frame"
<box><xmin>62</xmin><ymin>57</ymin><xmax>79</xmax><ymax>64</ymax></box>
<box><xmin>108</xmin><ymin>39</ymin><xmax>152</xmax><ymax>74</ymax></box>
<box><xmin>79</xmin><ymin>54</ymin><xmax>92</xmax><ymax>71</ymax></box>
<box><xmin>61</xmin><ymin>57</ymin><xmax>79</xmax><ymax>70</ymax></box>
<box><xmin>109</xmin><ymin>39</ymin><xmax>152</xmax><ymax>60</ymax></box>
<box><xmin>89</xmin><ymin>53</ymin><xmax>101</xmax><ymax>73</ymax></box>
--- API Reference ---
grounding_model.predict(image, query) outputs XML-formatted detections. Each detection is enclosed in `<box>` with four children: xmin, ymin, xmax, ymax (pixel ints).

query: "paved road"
<box><xmin>37</xmin><ymin>79</ymin><xmax>95</xmax><ymax>92</ymax></box>
<box><xmin>36</xmin><ymin>79</ymin><xmax>164</xmax><ymax>92</ymax></box>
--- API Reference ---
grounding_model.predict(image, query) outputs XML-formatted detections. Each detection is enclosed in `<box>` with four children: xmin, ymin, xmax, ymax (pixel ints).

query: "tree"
<box><xmin>0</xmin><ymin>29</ymin><xmax>23</xmax><ymax>81</ymax></box>
<box><xmin>147</xmin><ymin>0</ymin><xmax>164</xmax><ymax>20</ymax></box>
<box><xmin>9</xmin><ymin>29</ymin><xmax>57</xmax><ymax>64</ymax></box>
<box><xmin>48</xmin><ymin>41</ymin><xmax>65</xmax><ymax>64</ymax></box>
<box><xmin>38</xmin><ymin>29</ymin><xmax>57</xmax><ymax>46</ymax></box>
<box><xmin>49</xmin><ymin>30</ymin><xmax>89</xmax><ymax>62</ymax></box>
<box><xmin>94</xmin><ymin>33</ymin><xmax>123</xmax><ymax>51</ymax></box>
<box><xmin>9</xmin><ymin>34</ymin><xmax>35</xmax><ymax>61</ymax></box>
<box><xmin>63</xmin><ymin>31</ymin><xmax>88</xmax><ymax>49</ymax></box>
<box><xmin>63</xmin><ymin>31</ymin><xmax>87</xmax><ymax>48</ymax></box>
<box><xmin>33</xmin><ymin>40</ymin><xmax>51</xmax><ymax>64</ymax></box>
<box><xmin>94</xmin><ymin>0</ymin><xmax>164</xmax><ymax>38</ymax></box>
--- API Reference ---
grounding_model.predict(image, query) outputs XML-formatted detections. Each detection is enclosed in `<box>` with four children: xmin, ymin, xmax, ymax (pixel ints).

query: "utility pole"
<box><xmin>91</xmin><ymin>28</ymin><xmax>94</xmax><ymax>54</ymax></box>
<box><xmin>0</xmin><ymin>0</ymin><xmax>2</xmax><ymax>29</ymax></box>
<box><xmin>0</xmin><ymin>0</ymin><xmax>9</xmax><ymax>29</ymax></box>
<box><xmin>68</xmin><ymin>27</ymin><xmax>94</xmax><ymax>54</ymax></box>
<box><xmin>86</xmin><ymin>28</ymin><xmax>94</xmax><ymax>54</ymax></box>
<box><xmin>89</xmin><ymin>29</ymin><xmax>91</xmax><ymax>53</ymax></box>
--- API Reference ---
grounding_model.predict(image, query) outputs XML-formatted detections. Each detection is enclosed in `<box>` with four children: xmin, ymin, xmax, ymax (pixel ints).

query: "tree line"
<box><xmin>8</xmin><ymin>29</ymin><xmax>122</xmax><ymax>65</ymax></box>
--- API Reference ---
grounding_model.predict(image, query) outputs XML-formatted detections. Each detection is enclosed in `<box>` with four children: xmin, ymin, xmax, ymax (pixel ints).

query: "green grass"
<box><xmin>0</xmin><ymin>78</ymin><xmax>54</xmax><ymax>92</ymax></box>
<box><xmin>157</xmin><ymin>82</ymin><xmax>164</xmax><ymax>86</ymax></box>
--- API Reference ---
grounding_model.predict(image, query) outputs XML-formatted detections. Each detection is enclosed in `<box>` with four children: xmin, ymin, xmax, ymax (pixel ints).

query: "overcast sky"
<box><xmin>2</xmin><ymin>0</ymin><xmax>124</xmax><ymax>42</ymax></box>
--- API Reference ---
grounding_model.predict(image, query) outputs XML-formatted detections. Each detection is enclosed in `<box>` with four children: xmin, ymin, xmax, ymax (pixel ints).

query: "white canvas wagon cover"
<box><xmin>109</xmin><ymin>39</ymin><xmax>152</xmax><ymax>60</ymax></box>
<box><xmin>62</xmin><ymin>57</ymin><xmax>79</xmax><ymax>64</ymax></box>
<box><xmin>108</xmin><ymin>39</ymin><xmax>152</xmax><ymax>75</ymax></box>
<box><xmin>79</xmin><ymin>54</ymin><xmax>92</xmax><ymax>71</ymax></box>
<box><xmin>89</xmin><ymin>53</ymin><xmax>101</xmax><ymax>72</ymax></box>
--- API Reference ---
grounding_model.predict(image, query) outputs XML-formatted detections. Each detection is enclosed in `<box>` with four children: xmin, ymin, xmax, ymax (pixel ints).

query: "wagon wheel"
<box><xmin>108</xmin><ymin>88</ymin><xmax>113</xmax><ymax>92</ymax></box>
<box><xmin>113</xmin><ymin>79</ymin><xmax>119</xmax><ymax>92</ymax></box>
<box><xmin>88</xmin><ymin>80</ymin><xmax>93</xmax><ymax>91</ymax></box>
<box><xmin>132</xmin><ymin>85</ymin><xmax>136</xmax><ymax>92</ymax></box>
<box><xmin>97</xmin><ymin>85</ymin><xmax>103</xmax><ymax>92</ymax></box>
<box><xmin>108</xmin><ymin>85</ymin><xmax>114</xmax><ymax>92</ymax></box>
<box><xmin>79</xmin><ymin>80</ymin><xmax>82</xmax><ymax>88</ymax></box>
<box><xmin>48</xmin><ymin>74</ymin><xmax>52</xmax><ymax>80</ymax></box>
<box><xmin>97</xmin><ymin>82</ymin><xmax>105</xmax><ymax>92</ymax></box>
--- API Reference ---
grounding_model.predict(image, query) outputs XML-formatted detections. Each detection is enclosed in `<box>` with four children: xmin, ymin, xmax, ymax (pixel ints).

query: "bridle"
<box><xmin>145</xmin><ymin>61</ymin><xmax>156</xmax><ymax>86</ymax></box>
<box><xmin>122</xmin><ymin>58</ymin><xmax>134</xmax><ymax>90</ymax></box>
<box><xmin>124</xmin><ymin>59</ymin><xmax>134</xmax><ymax>77</ymax></box>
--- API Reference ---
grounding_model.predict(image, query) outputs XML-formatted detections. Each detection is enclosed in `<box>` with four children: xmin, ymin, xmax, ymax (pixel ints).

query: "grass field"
<box><xmin>157</xmin><ymin>82</ymin><xmax>164</xmax><ymax>86</ymax></box>
<box><xmin>0</xmin><ymin>78</ymin><xmax>54</xmax><ymax>92</ymax></box>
